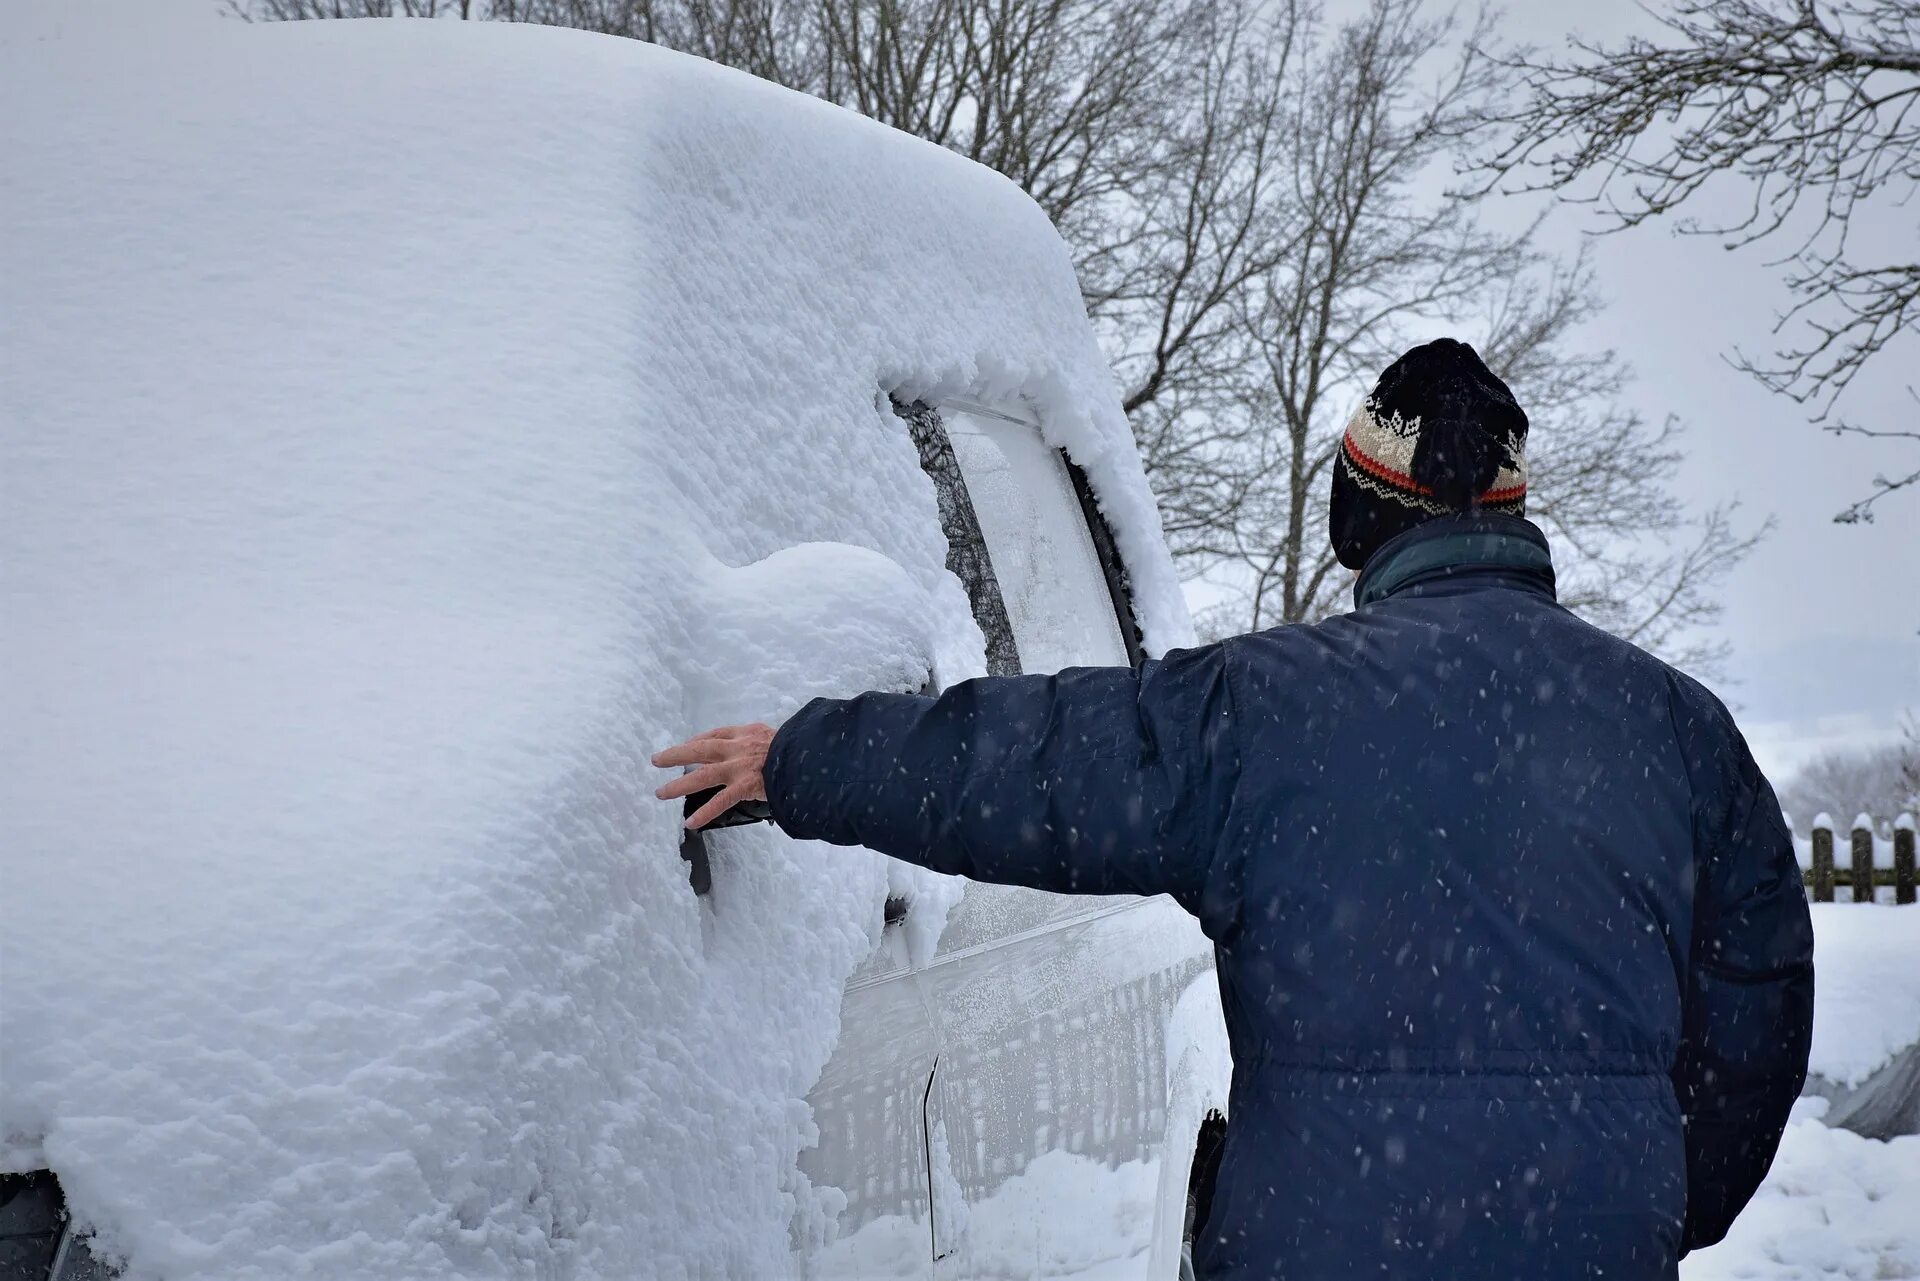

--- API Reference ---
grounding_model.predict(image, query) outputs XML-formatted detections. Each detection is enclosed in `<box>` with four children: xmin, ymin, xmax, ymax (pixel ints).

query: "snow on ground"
<box><xmin>1804</xmin><ymin>903</ymin><xmax>1920</xmax><ymax>1088</ymax></box>
<box><xmin>813</xmin><ymin>1149</ymin><xmax>1161</xmax><ymax>1281</ymax></box>
<box><xmin>0</xmin><ymin>16</ymin><xmax>1184</xmax><ymax>1281</ymax></box>
<box><xmin>1681</xmin><ymin>904</ymin><xmax>1920</xmax><ymax>1279</ymax></box>
<box><xmin>1682</xmin><ymin>1099</ymin><xmax>1920</xmax><ymax>1281</ymax></box>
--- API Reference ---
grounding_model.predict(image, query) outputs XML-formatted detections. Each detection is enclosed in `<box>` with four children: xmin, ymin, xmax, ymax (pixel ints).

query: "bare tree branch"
<box><xmin>1481</xmin><ymin>0</ymin><xmax>1920</xmax><ymax>519</ymax></box>
<box><xmin>236</xmin><ymin>0</ymin><xmax>1764</xmax><ymax>668</ymax></box>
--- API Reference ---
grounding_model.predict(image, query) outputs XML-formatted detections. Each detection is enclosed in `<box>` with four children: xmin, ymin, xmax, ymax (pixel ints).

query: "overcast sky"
<box><xmin>1482</xmin><ymin>1</ymin><xmax>1919</xmax><ymax>782</ymax></box>
<box><xmin>14</xmin><ymin>0</ymin><xmax>1918</xmax><ymax>785</ymax></box>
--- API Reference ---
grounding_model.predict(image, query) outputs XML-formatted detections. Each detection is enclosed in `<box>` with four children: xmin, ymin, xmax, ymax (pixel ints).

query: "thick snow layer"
<box><xmin>814</xmin><ymin>1149</ymin><xmax>1161</xmax><ymax>1280</ymax></box>
<box><xmin>1805</xmin><ymin>904</ymin><xmax>1920</xmax><ymax>1088</ymax></box>
<box><xmin>1681</xmin><ymin>1099</ymin><xmax>1920</xmax><ymax>1281</ymax></box>
<box><xmin>0</xmin><ymin>16</ymin><xmax>1186</xmax><ymax>1280</ymax></box>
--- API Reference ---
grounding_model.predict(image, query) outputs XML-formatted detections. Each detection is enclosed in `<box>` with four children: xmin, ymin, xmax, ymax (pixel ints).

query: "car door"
<box><xmin>790</xmin><ymin>396</ymin><xmax>1036</xmax><ymax>1280</ymax></box>
<box><xmin>896</xmin><ymin>401</ymin><xmax>1214</xmax><ymax>1279</ymax></box>
<box><xmin>799</xmin><ymin>395</ymin><xmax>1213</xmax><ymax>1279</ymax></box>
<box><xmin>797</xmin><ymin>933</ymin><xmax>943</xmax><ymax>1279</ymax></box>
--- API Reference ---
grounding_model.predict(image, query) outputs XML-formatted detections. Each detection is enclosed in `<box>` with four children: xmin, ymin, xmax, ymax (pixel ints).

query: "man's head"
<box><xmin>1329</xmin><ymin>338</ymin><xmax>1529</xmax><ymax>570</ymax></box>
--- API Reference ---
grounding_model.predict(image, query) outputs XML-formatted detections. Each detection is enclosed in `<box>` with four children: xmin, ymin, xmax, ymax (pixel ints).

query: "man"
<box><xmin>653</xmin><ymin>339</ymin><xmax>1814</xmax><ymax>1279</ymax></box>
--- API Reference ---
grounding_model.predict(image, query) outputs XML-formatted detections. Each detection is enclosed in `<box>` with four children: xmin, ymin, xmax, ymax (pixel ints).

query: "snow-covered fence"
<box><xmin>1795</xmin><ymin>813</ymin><xmax>1918</xmax><ymax>904</ymax></box>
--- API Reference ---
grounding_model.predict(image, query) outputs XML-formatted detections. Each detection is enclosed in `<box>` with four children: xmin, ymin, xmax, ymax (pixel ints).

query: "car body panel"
<box><xmin>798</xmin><ymin>398</ymin><xmax>1222</xmax><ymax>1277</ymax></box>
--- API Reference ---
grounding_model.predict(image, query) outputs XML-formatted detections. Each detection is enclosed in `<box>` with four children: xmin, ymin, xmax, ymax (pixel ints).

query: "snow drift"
<box><xmin>0</xmin><ymin>17</ymin><xmax>1186</xmax><ymax>1279</ymax></box>
<box><xmin>1681</xmin><ymin>1098</ymin><xmax>1920</xmax><ymax>1281</ymax></box>
<box><xmin>1804</xmin><ymin>903</ymin><xmax>1920</xmax><ymax>1090</ymax></box>
<box><xmin>1797</xmin><ymin>903</ymin><xmax>1920</xmax><ymax>1140</ymax></box>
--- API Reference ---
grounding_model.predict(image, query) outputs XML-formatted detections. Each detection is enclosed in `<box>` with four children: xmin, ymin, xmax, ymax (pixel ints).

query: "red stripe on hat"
<box><xmin>1343</xmin><ymin>427</ymin><xmax>1526</xmax><ymax>506</ymax></box>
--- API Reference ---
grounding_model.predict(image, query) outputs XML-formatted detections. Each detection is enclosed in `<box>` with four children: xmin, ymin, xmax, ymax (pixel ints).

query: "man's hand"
<box><xmin>652</xmin><ymin>723</ymin><xmax>777</xmax><ymax>829</ymax></box>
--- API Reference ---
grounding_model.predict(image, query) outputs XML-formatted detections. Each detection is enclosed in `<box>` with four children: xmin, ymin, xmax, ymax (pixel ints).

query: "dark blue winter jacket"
<box><xmin>765</xmin><ymin>513</ymin><xmax>1814</xmax><ymax>1279</ymax></box>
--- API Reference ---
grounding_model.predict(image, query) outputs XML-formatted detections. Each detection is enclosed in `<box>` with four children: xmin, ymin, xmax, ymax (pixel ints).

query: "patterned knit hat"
<box><xmin>1329</xmin><ymin>338</ymin><xmax>1528</xmax><ymax>570</ymax></box>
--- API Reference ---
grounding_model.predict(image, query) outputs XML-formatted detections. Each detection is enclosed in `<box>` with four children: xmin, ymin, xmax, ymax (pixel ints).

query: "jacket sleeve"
<box><xmin>763</xmin><ymin>642</ymin><xmax>1241</xmax><ymax>924</ymax></box>
<box><xmin>1670</xmin><ymin>694</ymin><xmax>1815</xmax><ymax>1256</ymax></box>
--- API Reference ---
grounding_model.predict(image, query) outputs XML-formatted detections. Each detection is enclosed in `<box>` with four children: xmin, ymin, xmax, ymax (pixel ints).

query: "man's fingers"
<box><xmin>684</xmin><ymin>783</ymin><xmax>744</xmax><ymax>831</ymax></box>
<box><xmin>655</xmin><ymin>763</ymin><xmax>726</xmax><ymax>801</ymax></box>
<box><xmin>652</xmin><ymin>724</ymin><xmax>771</xmax><ymax>822</ymax></box>
<box><xmin>686</xmin><ymin>724</ymin><xmax>756</xmax><ymax>745</ymax></box>
<box><xmin>651</xmin><ymin>737</ymin><xmax>735</xmax><ymax>769</ymax></box>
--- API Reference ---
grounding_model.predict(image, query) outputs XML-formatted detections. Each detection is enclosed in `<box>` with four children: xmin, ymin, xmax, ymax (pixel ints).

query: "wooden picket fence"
<box><xmin>1795</xmin><ymin>814</ymin><xmax>1918</xmax><ymax>904</ymax></box>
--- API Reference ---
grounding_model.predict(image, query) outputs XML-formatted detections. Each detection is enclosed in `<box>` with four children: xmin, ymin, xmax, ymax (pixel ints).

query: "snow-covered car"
<box><xmin>0</xmin><ymin>17</ymin><xmax>1229</xmax><ymax>1280</ymax></box>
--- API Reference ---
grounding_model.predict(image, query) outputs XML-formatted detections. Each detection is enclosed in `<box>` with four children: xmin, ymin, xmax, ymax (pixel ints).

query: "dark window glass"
<box><xmin>894</xmin><ymin>398</ymin><xmax>1141</xmax><ymax>674</ymax></box>
<box><xmin>890</xmin><ymin>398</ymin><xmax>1022</xmax><ymax>677</ymax></box>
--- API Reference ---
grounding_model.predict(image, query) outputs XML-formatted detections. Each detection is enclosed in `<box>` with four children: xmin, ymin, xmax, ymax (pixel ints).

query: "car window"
<box><xmin>889</xmin><ymin>395</ymin><xmax>1147</xmax><ymax>961</ymax></box>
<box><xmin>892</xmin><ymin>399</ymin><xmax>1022</xmax><ymax>677</ymax></box>
<box><xmin>938</xmin><ymin>405</ymin><xmax>1131</xmax><ymax>675</ymax></box>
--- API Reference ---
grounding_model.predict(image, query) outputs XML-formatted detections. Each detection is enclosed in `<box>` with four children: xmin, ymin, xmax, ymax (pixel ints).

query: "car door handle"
<box><xmin>680</xmin><ymin>793</ymin><xmax>772</xmax><ymax>830</ymax></box>
<box><xmin>682</xmin><ymin>673</ymin><xmax>935</xmax><ymax>833</ymax></box>
<box><xmin>679</xmin><ymin>672</ymin><xmax>935</xmax><ymax>893</ymax></box>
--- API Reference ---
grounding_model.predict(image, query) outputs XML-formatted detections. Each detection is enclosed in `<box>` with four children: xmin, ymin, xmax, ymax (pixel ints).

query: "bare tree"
<box><xmin>1193</xmin><ymin>1</ymin><xmax>1526</xmax><ymax>629</ymax></box>
<box><xmin>234</xmin><ymin>0</ymin><xmax>1761</xmax><ymax>669</ymax></box>
<box><xmin>1902</xmin><ymin>712</ymin><xmax>1920</xmax><ymax>813</ymax></box>
<box><xmin>1477</xmin><ymin>258</ymin><xmax>1769</xmax><ymax>673</ymax></box>
<box><xmin>1173</xmin><ymin>0</ymin><xmax>1759</xmax><ymax>670</ymax></box>
<box><xmin>1484</xmin><ymin>0</ymin><xmax>1920</xmax><ymax>522</ymax></box>
<box><xmin>1777</xmin><ymin>734</ymin><xmax>1920</xmax><ymax>825</ymax></box>
<box><xmin>227</xmin><ymin>0</ymin><xmax>477</xmax><ymax>17</ymax></box>
<box><xmin>1100</xmin><ymin>2</ymin><xmax>1302</xmax><ymax>563</ymax></box>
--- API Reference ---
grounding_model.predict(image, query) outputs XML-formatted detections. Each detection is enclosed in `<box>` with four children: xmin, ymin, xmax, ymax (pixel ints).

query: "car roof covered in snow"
<box><xmin>0</xmin><ymin>18</ymin><xmax>1187</xmax><ymax>1278</ymax></box>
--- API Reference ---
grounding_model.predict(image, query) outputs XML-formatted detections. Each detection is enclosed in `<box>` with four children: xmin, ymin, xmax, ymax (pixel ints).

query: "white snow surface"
<box><xmin>0</xmin><ymin>17</ymin><xmax>1187</xmax><ymax>1280</ymax></box>
<box><xmin>815</xmin><ymin>1149</ymin><xmax>1162</xmax><ymax>1280</ymax></box>
<box><xmin>1681</xmin><ymin>1099</ymin><xmax>1920</xmax><ymax>1281</ymax></box>
<box><xmin>1805</xmin><ymin>904</ymin><xmax>1920</xmax><ymax>1088</ymax></box>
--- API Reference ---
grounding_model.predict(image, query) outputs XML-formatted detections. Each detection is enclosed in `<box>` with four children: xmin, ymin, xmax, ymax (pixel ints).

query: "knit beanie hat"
<box><xmin>1329</xmin><ymin>338</ymin><xmax>1529</xmax><ymax>570</ymax></box>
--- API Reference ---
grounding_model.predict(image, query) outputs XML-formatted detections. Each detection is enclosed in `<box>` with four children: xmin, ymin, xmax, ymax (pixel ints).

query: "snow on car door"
<box><xmin>905</xmin><ymin>402</ymin><xmax>1204</xmax><ymax>1279</ymax></box>
<box><xmin>793</xmin><ymin>397</ymin><xmax>1023</xmax><ymax>1280</ymax></box>
<box><xmin>800</xmin><ymin>396</ymin><xmax>1195</xmax><ymax>1278</ymax></box>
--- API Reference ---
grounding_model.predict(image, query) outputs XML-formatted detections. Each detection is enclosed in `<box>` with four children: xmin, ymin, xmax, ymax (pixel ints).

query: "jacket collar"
<box><xmin>1353</xmin><ymin>513</ymin><xmax>1557</xmax><ymax>609</ymax></box>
